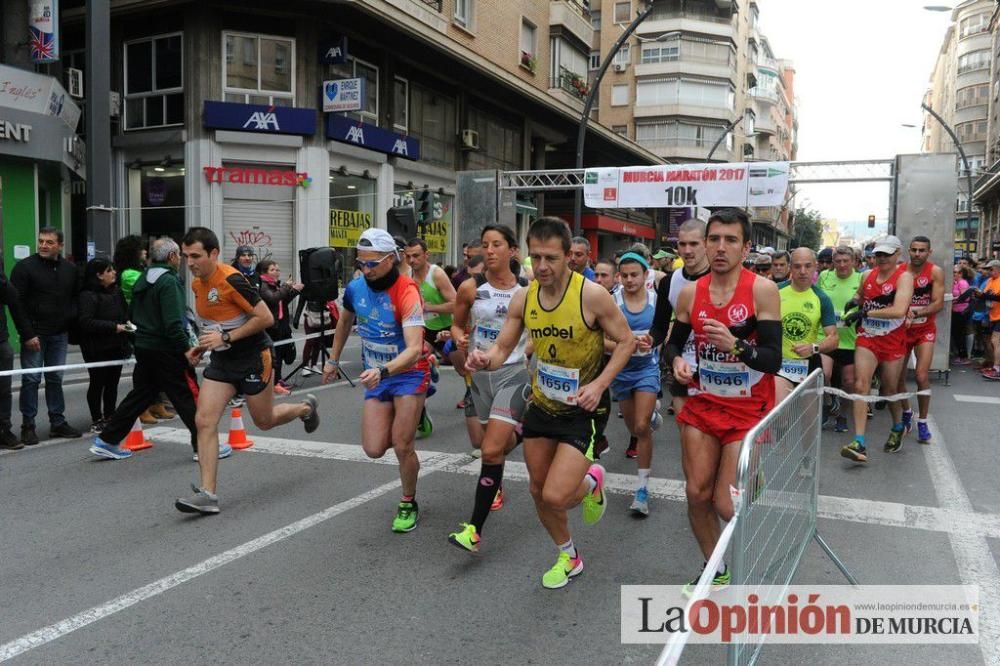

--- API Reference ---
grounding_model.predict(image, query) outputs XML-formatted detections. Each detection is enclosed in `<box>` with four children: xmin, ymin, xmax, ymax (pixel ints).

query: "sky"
<box><xmin>758</xmin><ymin>0</ymin><xmax>957</xmax><ymax>240</ymax></box>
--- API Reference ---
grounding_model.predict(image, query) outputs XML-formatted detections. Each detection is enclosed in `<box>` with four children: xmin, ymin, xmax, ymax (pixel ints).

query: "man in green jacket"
<box><xmin>89</xmin><ymin>238</ymin><xmax>212</xmax><ymax>460</ymax></box>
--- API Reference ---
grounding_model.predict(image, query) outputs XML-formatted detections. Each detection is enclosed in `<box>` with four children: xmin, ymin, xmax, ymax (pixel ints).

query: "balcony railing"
<box><xmin>552</xmin><ymin>66</ymin><xmax>589</xmax><ymax>100</ymax></box>
<box><xmin>648</xmin><ymin>9</ymin><xmax>734</xmax><ymax>25</ymax></box>
<box><xmin>414</xmin><ymin>0</ymin><xmax>442</xmax><ymax>10</ymax></box>
<box><xmin>636</xmin><ymin>136</ymin><xmax>730</xmax><ymax>150</ymax></box>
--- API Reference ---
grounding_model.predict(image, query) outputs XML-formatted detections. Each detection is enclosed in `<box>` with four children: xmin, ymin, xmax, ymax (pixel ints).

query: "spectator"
<box><xmin>771</xmin><ymin>251</ymin><xmax>791</xmax><ymax>282</ymax></box>
<box><xmin>0</xmin><ymin>262</ymin><xmax>31</xmax><ymax>450</ymax></box>
<box><xmin>754</xmin><ymin>253</ymin><xmax>772</xmax><ymax>278</ymax></box>
<box><xmin>90</xmin><ymin>238</ymin><xmax>200</xmax><ymax>460</ymax></box>
<box><xmin>450</xmin><ymin>242</ymin><xmax>484</xmax><ymax>289</ymax></box>
<box><xmin>114</xmin><ymin>234</ymin><xmax>147</xmax><ymax>303</ymax></box>
<box><xmin>443</xmin><ymin>265</ymin><xmax>457</xmax><ymax>281</ymax></box>
<box><xmin>78</xmin><ymin>258</ymin><xmax>131</xmax><ymax>432</ymax></box>
<box><xmin>9</xmin><ymin>227</ymin><xmax>83</xmax><ymax>445</ymax></box>
<box><xmin>231</xmin><ymin>246</ymin><xmax>260</xmax><ymax>289</ymax></box>
<box><xmin>466</xmin><ymin>254</ymin><xmax>485</xmax><ymax>277</ymax></box>
<box><xmin>979</xmin><ymin>260</ymin><xmax>1000</xmax><ymax>379</ymax></box>
<box><xmin>952</xmin><ymin>265</ymin><xmax>974</xmax><ymax>365</ymax></box>
<box><xmin>817</xmin><ymin>247</ymin><xmax>834</xmax><ymax>273</ymax></box>
<box><xmin>257</xmin><ymin>259</ymin><xmax>303</xmax><ymax>394</ymax></box>
<box><xmin>569</xmin><ymin>236</ymin><xmax>596</xmax><ymax>279</ymax></box>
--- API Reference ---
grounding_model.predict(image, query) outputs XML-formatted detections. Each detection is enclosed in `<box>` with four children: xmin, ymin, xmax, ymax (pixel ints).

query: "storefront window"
<box><xmin>393</xmin><ymin>185</ymin><xmax>454</xmax><ymax>268</ymax></box>
<box><xmin>329</xmin><ymin>172</ymin><xmax>377</xmax><ymax>285</ymax></box>
<box><xmin>135</xmin><ymin>165</ymin><xmax>186</xmax><ymax>241</ymax></box>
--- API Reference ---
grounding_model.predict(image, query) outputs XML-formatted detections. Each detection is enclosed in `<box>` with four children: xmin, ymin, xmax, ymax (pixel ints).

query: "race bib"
<box><xmin>536</xmin><ymin>361</ymin><xmax>580</xmax><ymax>405</ymax></box>
<box><xmin>911</xmin><ymin>315</ymin><xmax>928</xmax><ymax>325</ymax></box>
<box><xmin>862</xmin><ymin>316</ymin><xmax>892</xmax><ymax>335</ymax></box>
<box><xmin>698</xmin><ymin>359</ymin><xmax>751</xmax><ymax>398</ymax></box>
<box><xmin>780</xmin><ymin>358</ymin><xmax>809</xmax><ymax>381</ymax></box>
<box><xmin>474</xmin><ymin>321</ymin><xmax>502</xmax><ymax>351</ymax></box>
<box><xmin>632</xmin><ymin>329</ymin><xmax>653</xmax><ymax>357</ymax></box>
<box><xmin>362</xmin><ymin>340</ymin><xmax>398</xmax><ymax>369</ymax></box>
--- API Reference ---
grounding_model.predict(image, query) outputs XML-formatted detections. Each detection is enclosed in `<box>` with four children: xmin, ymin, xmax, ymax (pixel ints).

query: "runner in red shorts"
<box><xmin>666</xmin><ymin>208</ymin><xmax>781</xmax><ymax>597</ymax></box>
<box><xmin>840</xmin><ymin>235</ymin><xmax>914</xmax><ymax>463</ymax></box>
<box><xmin>894</xmin><ymin>236</ymin><xmax>944</xmax><ymax>444</ymax></box>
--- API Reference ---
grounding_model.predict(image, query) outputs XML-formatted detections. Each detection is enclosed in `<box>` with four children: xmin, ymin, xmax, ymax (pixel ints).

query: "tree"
<box><xmin>790</xmin><ymin>207</ymin><xmax>823</xmax><ymax>251</ymax></box>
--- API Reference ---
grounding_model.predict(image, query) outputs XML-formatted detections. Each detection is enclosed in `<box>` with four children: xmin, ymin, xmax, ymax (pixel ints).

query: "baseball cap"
<box><xmin>755</xmin><ymin>254</ymin><xmax>772</xmax><ymax>266</ymax></box>
<box><xmin>759</xmin><ymin>246</ymin><xmax>775</xmax><ymax>256</ymax></box>
<box><xmin>357</xmin><ymin>228</ymin><xmax>398</xmax><ymax>253</ymax></box>
<box><xmin>652</xmin><ymin>249</ymin><xmax>674</xmax><ymax>260</ymax></box>
<box><xmin>986</xmin><ymin>259</ymin><xmax>1000</xmax><ymax>269</ymax></box>
<box><xmin>818</xmin><ymin>247</ymin><xmax>833</xmax><ymax>261</ymax></box>
<box><xmin>872</xmin><ymin>235</ymin><xmax>903</xmax><ymax>255</ymax></box>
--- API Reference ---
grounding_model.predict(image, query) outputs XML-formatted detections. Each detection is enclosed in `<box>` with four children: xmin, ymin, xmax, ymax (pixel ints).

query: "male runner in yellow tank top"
<box><xmin>467</xmin><ymin>217</ymin><xmax>635</xmax><ymax>589</ymax></box>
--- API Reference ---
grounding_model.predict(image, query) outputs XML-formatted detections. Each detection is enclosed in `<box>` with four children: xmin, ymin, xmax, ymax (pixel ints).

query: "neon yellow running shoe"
<box><xmin>447</xmin><ymin>523</ymin><xmax>480</xmax><ymax>553</ymax></box>
<box><xmin>391</xmin><ymin>501</ymin><xmax>418</xmax><ymax>532</ymax></box>
<box><xmin>581</xmin><ymin>464</ymin><xmax>607</xmax><ymax>525</ymax></box>
<box><xmin>541</xmin><ymin>551</ymin><xmax>584</xmax><ymax>589</ymax></box>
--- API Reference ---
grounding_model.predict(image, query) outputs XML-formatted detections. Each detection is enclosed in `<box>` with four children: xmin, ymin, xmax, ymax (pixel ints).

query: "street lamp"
<box><xmin>920</xmin><ymin>102</ymin><xmax>975</xmax><ymax>246</ymax></box>
<box><xmin>573</xmin><ymin>0</ymin><xmax>657</xmax><ymax>235</ymax></box>
<box><xmin>706</xmin><ymin>115</ymin><xmax>744</xmax><ymax>162</ymax></box>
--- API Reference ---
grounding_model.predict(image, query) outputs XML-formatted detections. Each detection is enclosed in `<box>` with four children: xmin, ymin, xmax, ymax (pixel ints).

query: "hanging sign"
<box><xmin>584</xmin><ymin>162</ymin><xmax>790</xmax><ymax>209</ymax></box>
<box><xmin>322</xmin><ymin>78</ymin><xmax>364</xmax><ymax>113</ymax></box>
<box><xmin>29</xmin><ymin>1</ymin><xmax>59</xmax><ymax>64</ymax></box>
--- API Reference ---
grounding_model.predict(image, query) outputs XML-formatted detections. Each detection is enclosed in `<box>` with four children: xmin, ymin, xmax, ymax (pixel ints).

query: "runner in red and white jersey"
<box><xmin>894</xmin><ymin>236</ymin><xmax>945</xmax><ymax>443</ymax></box>
<box><xmin>840</xmin><ymin>235</ymin><xmax>914</xmax><ymax>464</ymax></box>
<box><xmin>666</xmin><ymin>208</ymin><xmax>781</xmax><ymax>597</ymax></box>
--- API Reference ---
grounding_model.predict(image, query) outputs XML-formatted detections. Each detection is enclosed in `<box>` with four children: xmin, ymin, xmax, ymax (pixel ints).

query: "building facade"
<box><xmin>972</xmin><ymin>0</ymin><xmax>1000</xmax><ymax>259</ymax></box>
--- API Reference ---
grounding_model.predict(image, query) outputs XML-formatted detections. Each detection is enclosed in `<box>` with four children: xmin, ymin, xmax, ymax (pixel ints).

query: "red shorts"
<box><xmin>857</xmin><ymin>331</ymin><xmax>906</xmax><ymax>362</ymax></box>
<box><xmin>904</xmin><ymin>324</ymin><xmax>937</xmax><ymax>349</ymax></box>
<box><xmin>677</xmin><ymin>394</ymin><xmax>766</xmax><ymax>445</ymax></box>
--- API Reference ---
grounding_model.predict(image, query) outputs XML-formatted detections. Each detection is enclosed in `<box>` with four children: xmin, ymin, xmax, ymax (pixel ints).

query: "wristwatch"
<box><xmin>379</xmin><ymin>366</ymin><xmax>390</xmax><ymax>380</ymax></box>
<box><xmin>812</xmin><ymin>343</ymin><xmax>820</xmax><ymax>356</ymax></box>
<box><xmin>221</xmin><ymin>331</ymin><xmax>231</xmax><ymax>344</ymax></box>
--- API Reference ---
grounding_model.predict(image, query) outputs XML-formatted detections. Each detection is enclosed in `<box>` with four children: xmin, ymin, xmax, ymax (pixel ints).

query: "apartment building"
<box><xmin>924</xmin><ymin>0</ymin><xmax>992</xmax><ymax>256</ymax></box>
<box><xmin>1</xmin><ymin>0</ymin><xmax>666</xmax><ymax>275</ymax></box>
<box><xmin>588</xmin><ymin>0</ymin><xmax>796</xmax><ymax>248</ymax></box>
<box><xmin>972</xmin><ymin>0</ymin><xmax>1000</xmax><ymax>258</ymax></box>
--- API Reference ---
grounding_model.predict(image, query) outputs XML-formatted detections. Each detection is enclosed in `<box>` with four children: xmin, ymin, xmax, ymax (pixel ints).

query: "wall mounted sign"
<box><xmin>0</xmin><ymin>120</ymin><xmax>32</xmax><ymax>142</ymax></box>
<box><xmin>322</xmin><ymin>78</ymin><xmax>364</xmax><ymax>113</ymax></box>
<box><xmin>203</xmin><ymin>165</ymin><xmax>312</xmax><ymax>188</ymax></box>
<box><xmin>319</xmin><ymin>36</ymin><xmax>349</xmax><ymax>65</ymax></box>
<box><xmin>326</xmin><ymin>115</ymin><xmax>419</xmax><ymax>161</ymax></box>
<box><xmin>203</xmin><ymin>101</ymin><xmax>316</xmax><ymax>136</ymax></box>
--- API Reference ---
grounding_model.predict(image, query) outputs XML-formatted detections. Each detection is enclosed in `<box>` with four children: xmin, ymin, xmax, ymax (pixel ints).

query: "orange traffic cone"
<box><xmin>226</xmin><ymin>408</ymin><xmax>254</xmax><ymax>450</ymax></box>
<box><xmin>122</xmin><ymin>417</ymin><xmax>153</xmax><ymax>451</ymax></box>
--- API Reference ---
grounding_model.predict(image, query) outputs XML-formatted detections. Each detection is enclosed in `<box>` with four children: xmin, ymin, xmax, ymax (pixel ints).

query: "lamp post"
<box><xmin>573</xmin><ymin>0</ymin><xmax>657</xmax><ymax>235</ymax></box>
<box><xmin>921</xmin><ymin>102</ymin><xmax>975</xmax><ymax>247</ymax></box>
<box><xmin>706</xmin><ymin>115</ymin><xmax>744</xmax><ymax>162</ymax></box>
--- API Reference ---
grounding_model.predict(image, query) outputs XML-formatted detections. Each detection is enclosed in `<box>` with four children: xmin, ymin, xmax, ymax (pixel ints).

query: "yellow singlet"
<box><xmin>524</xmin><ymin>271</ymin><xmax>604</xmax><ymax>415</ymax></box>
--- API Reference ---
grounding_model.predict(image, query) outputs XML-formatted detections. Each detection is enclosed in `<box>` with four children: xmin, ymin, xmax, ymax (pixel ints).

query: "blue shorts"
<box><xmin>610</xmin><ymin>367</ymin><xmax>661</xmax><ymax>402</ymax></box>
<box><xmin>364</xmin><ymin>369</ymin><xmax>431</xmax><ymax>402</ymax></box>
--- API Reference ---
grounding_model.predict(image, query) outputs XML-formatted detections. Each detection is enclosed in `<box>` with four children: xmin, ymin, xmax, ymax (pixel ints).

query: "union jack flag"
<box><xmin>30</xmin><ymin>26</ymin><xmax>56</xmax><ymax>63</ymax></box>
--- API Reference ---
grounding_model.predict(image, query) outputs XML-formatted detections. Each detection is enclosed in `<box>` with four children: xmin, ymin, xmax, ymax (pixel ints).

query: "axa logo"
<box><xmin>243</xmin><ymin>111</ymin><xmax>280</xmax><ymax>131</ymax></box>
<box><xmin>346</xmin><ymin>126</ymin><xmax>365</xmax><ymax>143</ymax></box>
<box><xmin>392</xmin><ymin>139</ymin><xmax>409</xmax><ymax>156</ymax></box>
<box><xmin>728</xmin><ymin>304</ymin><xmax>749</xmax><ymax>323</ymax></box>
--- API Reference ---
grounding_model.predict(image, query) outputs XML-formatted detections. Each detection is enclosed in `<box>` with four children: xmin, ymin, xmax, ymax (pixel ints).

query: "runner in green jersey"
<box><xmin>816</xmin><ymin>246</ymin><xmax>864</xmax><ymax>431</ymax></box>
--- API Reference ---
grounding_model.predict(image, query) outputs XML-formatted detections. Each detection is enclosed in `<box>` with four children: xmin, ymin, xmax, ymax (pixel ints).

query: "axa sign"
<box><xmin>326</xmin><ymin>115</ymin><xmax>420</xmax><ymax>161</ymax></box>
<box><xmin>203</xmin><ymin>101</ymin><xmax>316</xmax><ymax>136</ymax></box>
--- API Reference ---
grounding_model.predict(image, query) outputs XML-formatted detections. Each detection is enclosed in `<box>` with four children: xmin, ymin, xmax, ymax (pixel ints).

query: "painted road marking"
<box><xmin>953</xmin><ymin>394</ymin><xmax>1000</xmax><ymax>405</ymax></box>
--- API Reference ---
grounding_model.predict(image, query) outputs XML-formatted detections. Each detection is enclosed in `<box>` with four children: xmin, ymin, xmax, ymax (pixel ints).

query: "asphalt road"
<box><xmin>1</xmin><ymin>345</ymin><xmax>998</xmax><ymax>665</ymax></box>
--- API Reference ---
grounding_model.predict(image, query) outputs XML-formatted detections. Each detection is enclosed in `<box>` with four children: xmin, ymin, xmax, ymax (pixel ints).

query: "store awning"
<box><xmin>581</xmin><ymin>214</ymin><xmax>655</xmax><ymax>240</ymax></box>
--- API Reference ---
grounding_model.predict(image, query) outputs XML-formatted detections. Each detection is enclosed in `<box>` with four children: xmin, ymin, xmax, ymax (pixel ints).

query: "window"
<box><xmin>635</xmin><ymin>77</ymin><xmax>734</xmax><ymax>109</ymax></box>
<box><xmin>614</xmin><ymin>1</ymin><xmax>631</xmax><ymax>24</ymax></box>
<box><xmin>590</xmin><ymin>51</ymin><xmax>601</xmax><ymax>70</ymax></box>
<box><xmin>958</xmin><ymin>49</ymin><xmax>990</xmax><ymax>75</ymax></box>
<box><xmin>743</xmin><ymin>108</ymin><xmax>756</xmax><ymax>135</ymax></box>
<box><xmin>614</xmin><ymin>44</ymin><xmax>631</xmax><ymax>67</ymax></box>
<box><xmin>640</xmin><ymin>37</ymin><xmax>732</xmax><ymax>66</ymax></box>
<box><xmin>612</xmin><ymin>84</ymin><xmax>629</xmax><ymax>106</ymax></box>
<box><xmin>394</xmin><ymin>77</ymin><xmax>408</xmax><ymax>133</ymax></box>
<box><xmin>641</xmin><ymin>42</ymin><xmax>679</xmax><ymax>64</ymax></box>
<box><xmin>591</xmin><ymin>10</ymin><xmax>601</xmax><ymax>30</ymax></box>
<box><xmin>347</xmin><ymin>58</ymin><xmax>379</xmax><ymax>124</ymax></box>
<box><xmin>466</xmin><ymin>106</ymin><xmax>523</xmax><ymax>171</ymax></box>
<box><xmin>960</xmin><ymin>13</ymin><xmax>989</xmax><ymax>39</ymax></box>
<box><xmin>223</xmin><ymin>32</ymin><xmax>294</xmax><ymax>105</ymax></box>
<box><xmin>956</xmin><ymin>120</ymin><xmax>988</xmax><ymax>143</ymax></box>
<box><xmin>612</xmin><ymin>125</ymin><xmax>628</xmax><ymax>137</ymax></box>
<box><xmin>956</xmin><ymin>84</ymin><xmax>990</xmax><ymax>109</ymax></box>
<box><xmin>455</xmin><ymin>0</ymin><xmax>474</xmax><ymax>29</ymax></box>
<box><xmin>635</xmin><ymin>120</ymin><xmax>729</xmax><ymax>150</ymax></box>
<box><xmin>409</xmin><ymin>84</ymin><xmax>456</xmax><ymax>168</ymax></box>
<box><xmin>550</xmin><ymin>37</ymin><xmax>588</xmax><ymax>83</ymax></box>
<box><xmin>521</xmin><ymin>19</ymin><xmax>537</xmax><ymax>59</ymax></box>
<box><xmin>124</xmin><ymin>33</ymin><xmax>184</xmax><ymax>131</ymax></box>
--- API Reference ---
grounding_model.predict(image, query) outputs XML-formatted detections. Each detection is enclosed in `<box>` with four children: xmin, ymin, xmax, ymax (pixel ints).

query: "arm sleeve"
<box><xmin>736</xmin><ymin>320</ymin><xmax>782</xmax><ymax>374</ymax></box>
<box><xmin>649</xmin><ymin>278</ymin><xmax>674</xmax><ymax>348</ymax></box>
<box><xmin>815</xmin><ymin>287</ymin><xmax>837</xmax><ymax>327</ymax></box>
<box><xmin>665</xmin><ymin>320</ymin><xmax>692</xmax><ymax>363</ymax></box>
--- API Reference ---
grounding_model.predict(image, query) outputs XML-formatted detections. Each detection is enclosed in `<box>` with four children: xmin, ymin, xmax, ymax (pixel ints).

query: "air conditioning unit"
<box><xmin>461</xmin><ymin>129</ymin><xmax>480</xmax><ymax>150</ymax></box>
<box><xmin>66</xmin><ymin>68</ymin><xmax>83</xmax><ymax>98</ymax></box>
<box><xmin>613</xmin><ymin>63</ymin><xmax>627</xmax><ymax>73</ymax></box>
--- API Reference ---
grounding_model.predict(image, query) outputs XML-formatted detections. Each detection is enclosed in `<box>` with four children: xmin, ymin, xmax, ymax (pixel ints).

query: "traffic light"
<box><xmin>417</xmin><ymin>188</ymin><xmax>433</xmax><ymax>225</ymax></box>
<box><xmin>867</xmin><ymin>214</ymin><xmax>876</xmax><ymax>228</ymax></box>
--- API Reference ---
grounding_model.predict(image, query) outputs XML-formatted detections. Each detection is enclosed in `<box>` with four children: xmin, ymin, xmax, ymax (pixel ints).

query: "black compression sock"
<box><xmin>470</xmin><ymin>463</ymin><xmax>504</xmax><ymax>533</ymax></box>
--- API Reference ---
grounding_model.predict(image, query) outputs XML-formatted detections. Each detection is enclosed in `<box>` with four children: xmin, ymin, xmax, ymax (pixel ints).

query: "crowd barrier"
<box><xmin>658</xmin><ymin>369</ymin><xmax>858</xmax><ymax>666</ymax></box>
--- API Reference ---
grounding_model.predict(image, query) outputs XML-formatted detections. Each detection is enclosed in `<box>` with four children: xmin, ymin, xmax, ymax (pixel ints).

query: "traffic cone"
<box><xmin>226</xmin><ymin>408</ymin><xmax>254</xmax><ymax>450</ymax></box>
<box><xmin>122</xmin><ymin>417</ymin><xmax>153</xmax><ymax>451</ymax></box>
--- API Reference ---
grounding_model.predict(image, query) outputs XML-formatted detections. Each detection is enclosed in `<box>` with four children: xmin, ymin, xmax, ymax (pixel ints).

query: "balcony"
<box><xmin>752</xmin><ymin>87</ymin><xmax>779</xmax><ymax>105</ymax></box>
<box><xmin>757</xmin><ymin>55</ymin><xmax>779</xmax><ymax>73</ymax></box>
<box><xmin>384</xmin><ymin>0</ymin><xmax>448</xmax><ymax>32</ymax></box>
<box><xmin>414</xmin><ymin>0</ymin><xmax>441</xmax><ymax>9</ymax></box>
<box><xmin>548</xmin><ymin>66</ymin><xmax>588</xmax><ymax>112</ymax></box>
<box><xmin>754</xmin><ymin>114</ymin><xmax>777</xmax><ymax>135</ymax></box>
<box><xmin>637</xmin><ymin>138</ymin><xmax>733</xmax><ymax>162</ymax></box>
<box><xmin>638</xmin><ymin>15</ymin><xmax>736</xmax><ymax>41</ymax></box>
<box><xmin>634</xmin><ymin>56</ymin><xmax>733</xmax><ymax>82</ymax></box>
<box><xmin>550</xmin><ymin>1</ymin><xmax>594</xmax><ymax>48</ymax></box>
<box><xmin>633</xmin><ymin>103</ymin><xmax>732</xmax><ymax>121</ymax></box>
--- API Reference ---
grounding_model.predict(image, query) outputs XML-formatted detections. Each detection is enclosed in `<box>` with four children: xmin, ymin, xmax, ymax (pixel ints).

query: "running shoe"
<box><xmin>89</xmin><ymin>437</ymin><xmax>133</xmax><ymax>460</ymax></box>
<box><xmin>429</xmin><ymin>358</ymin><xmax>440</xmax><ymax>384</ymax></box>
<box><xmin>174</xmin><ymin>484</ymin><xmax>220</xmax><ymax>514</ymax></box>
<box><xmin>582</xmin><ymin>464</ymin><xmax>607</xmax><ymax>525</ymax></box>
<box><xmin>884</xmin><ymin>428</ymin><xmax>903</xmax><ymax>453</ymax></box>
<box><xmin>630</xmin><ymin>487</ymin><xmax>649</xmax><ymax>516</ymax></box>
<box><xmin>681</xmin><ymin>564</ymin><xmax>731</xmax><ymax>599</ymax></box>
<box><xmin>301</xmin><ymin>394</ymin><xmax>320</xmax><ymax>433</ymax></box>
<box><xmin>650</xmin><ymin>405</ymin><xmax>663</xmax><ymax>432</ymax></box>
<box><xmin>866</xmin><ymin>403</ymin><xmax>874</xmax><ymax>419</ymax></box>
<box><xmin>875</xmin><ymin>399</ymin><xmax>887</xmax><ymax>411</ymax></box>
<box><xmin>192</xmin><ymin>442</ymin><xmax>233</xmax><ymax>462</ymax></box>
<box><xmin>952</xmin><ymin>357</ymin><xmax>971</xmax><ymax>366</ymax></box>
<box><xmin>900</xmin><ymin>410</ymin><xmax>913</xmax><ymax>436</ymax></box>
<box><xmin>392</xmin><ymin>501</ymin><xmax>419</xmax><ymax>532</ymax></box>
<box><xmin>541</xmin><ymin>551</ymin><xmax>584</xmax><ymax>589</ymax></box>
<box><xmin>917</xmin><ymin>421</ymin><xmax>932</xmax><ymax>444</ymax></box>
<box><xmin>89</xmin><ymin>420</ymin><xmax>105</xmax><ymax>435</ymax></box>
<box><xmin>983</xmin><ymin>368</ymin><xmax>1000</xmax><ymax>381</ymax></box>
<box><xmin>840</xmin><ymin>440</ymin><xmax>868</xmax><ymax>463</ymax></box>
<box><xmin>490</xmin><ymin>486</ymin><xmax>504</xmax><ymax>512</ymax></box>
<box><xmin>447</xmin><ymin>523</ymin><xmax>481</xmax><ymax>553</ymax></box>
<box><xmin>624</xmin><ymin>437</ymin><xmax>638</xmax><ymax>459</ymax></box>
<box><xmin>834</xmin><ymin>416</ymin><xmax>849</xmax><ymax>433</ymax></box>
<box><xmin>416</xmin><ymin>409</ymin><xmax>433</xmax><ymax>439</ymax></box>
<box><xmin>227</xmin><ymin>395</ymin><xmax>245</xmax><ymax>408</ymax></box>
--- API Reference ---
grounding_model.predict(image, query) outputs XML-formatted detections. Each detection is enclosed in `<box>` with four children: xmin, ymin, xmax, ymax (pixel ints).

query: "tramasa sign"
<box><xmin>203</xmin><ymin>101</ymin><xmax>316</xmax><ymax>136</ymax></box>
<box><xmin>203</xmin><ymin>166</ymin><xmax>312</xmax><ymax>188</ymax></box>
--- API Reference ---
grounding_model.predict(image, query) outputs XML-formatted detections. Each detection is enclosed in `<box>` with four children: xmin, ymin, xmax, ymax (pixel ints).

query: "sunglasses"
<box><xmin>355</xmin><ymin>255</ymin><xmax>391</xmax><ymax>270</ymax></box>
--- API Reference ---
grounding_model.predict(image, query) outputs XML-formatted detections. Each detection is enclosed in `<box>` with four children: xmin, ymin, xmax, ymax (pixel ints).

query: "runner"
<box><xmin>593</xmin><ymin>258</ymin><xmax>619</xmax><ymax>294</ymax></box>
<box><xmin>447</xmin><ymin>225</ymin><xmax>531</xmax><ymax>552</ymax></box>
<box><xmin>323</xmin><ymin>229</ymin><xmax>431</xmax><ymax>532</ymax></box>
<box><xmin>609</xmin><ymin>252</ymin><xmax>662</xmax><ymax>516</ymax></box>
<box><xmin>174</xmin><ymin>227</ymin><xmax>320</xmax><ymax>515</ymax></box>
<box><xmin>405</xmin><ymin>238</ymin><xmax>461</xmax><ymax>437</ymax></box>
<box><xmin>665</xmin><ymin>208</ymin><xmax>781</xmax><ymax>596</ymax></box>
<box><xmin>569</xmin><ymin>236</ymin><xmax>596</xmax><ymax>280</ymax></box>
<box><xmin>770</xmin><ymin>251</ymin><xmax>791</xmax><ymax>283</ymax></box>
<box><xmin>817</xmin><ymin>246</ymin><xmax>864</xmax><ymax>432</ymax></box>
<box><xmin>776</xmin><ymin>248</ymin><xmax>839</xmax><ymax>403</ymax></box>
<box><xmin>840</xmin><ymin>235</ymin><xmax>914</xmax><ymax>463</ymax></box>
<box><xmin>895</xmin><ymin>236</ymin><xmax>945</xmax><ymax>443</ymax></box>
<box><xmin>466</xmin><ymin>217</ymin><xmax>635</xmax><ymax>589</ymax></box>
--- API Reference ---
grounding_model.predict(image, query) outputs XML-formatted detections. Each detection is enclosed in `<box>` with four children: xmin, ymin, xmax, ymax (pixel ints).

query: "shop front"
<box><xmin>580</xmin><ymin>214</ymin><xmax>656</xmax><ymax>260</ymax></box>
<box><xmin>329</xmin><ymin>170</ymin><xmax>378</xmax><ymax>285</ymax></box>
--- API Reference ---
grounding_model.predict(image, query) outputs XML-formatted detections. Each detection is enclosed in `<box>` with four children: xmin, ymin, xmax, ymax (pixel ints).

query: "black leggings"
<box><xmin>951</xmin><ymin>309</ymin><xmax>971</xmax><ymax>358</ymax></box>
<box><xmin>83</xmin><ymin>350</ymin><xmax>125</xmax><ymax>422</ymax></box>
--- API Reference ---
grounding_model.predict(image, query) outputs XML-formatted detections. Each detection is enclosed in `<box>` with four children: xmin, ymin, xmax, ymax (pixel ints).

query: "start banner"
<box><xmin>584</xmin><ymin>162</ymin><xmax>789</xmax><ymax>209</ymax></box>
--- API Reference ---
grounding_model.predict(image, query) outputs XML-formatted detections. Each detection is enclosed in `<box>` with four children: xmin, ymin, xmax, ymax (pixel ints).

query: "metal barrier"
<box><xmin>657</xmin><ymin>369</ymin><xmax>857</xmax><ymax>666</ymax></box>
